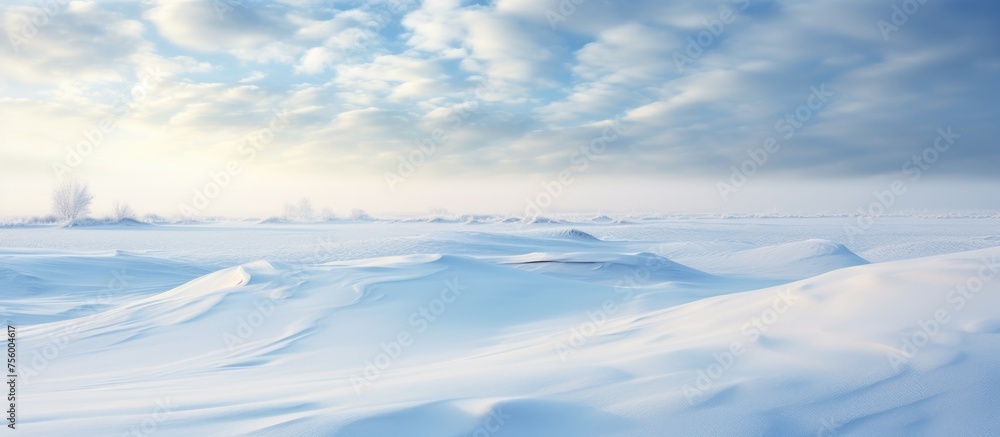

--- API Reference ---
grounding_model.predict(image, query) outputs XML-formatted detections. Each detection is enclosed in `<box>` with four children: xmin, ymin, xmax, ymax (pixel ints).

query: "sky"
<box><xmin>0</xmin><ymin>0</ymin><xmax>998</xmax><ymax>218</ymax></box>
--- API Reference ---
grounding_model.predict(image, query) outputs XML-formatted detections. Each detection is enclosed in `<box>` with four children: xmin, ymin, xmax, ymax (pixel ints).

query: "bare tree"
<box><xmin>349</xmin><ymin>208</ymin><xmax>371</xmax><ymax>220</ymax></box>
<box><xmin>296</xmin><ymin>197</ymin><xmax>314</xmax><ymax>221</ymax></box>
<box><xmin>111</xmin><ymin>201</ymin><xmax>136</xmax><ymax>221</ymax></box>
<box><xmin>282</xmin><ymin>197</ymin><xmax>315</xmax><ymax>221</ymax></box>
<box><xmin>52</xmin><ymin>180</ymin><xmax>94</xmax><ymax>224</ymax></box>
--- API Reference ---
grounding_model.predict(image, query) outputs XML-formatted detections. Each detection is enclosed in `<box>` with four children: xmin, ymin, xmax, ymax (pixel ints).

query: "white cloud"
<box><xmin>402</xmin><ymin>1</ymin><xmax>555</xmax><ymax>87</ymax></box>
<box><xmin>238</xmin><ymin>71</ymin><xmax>268</xmax><ymax>83</ymax></box>
<box><xmin>0</xmin><ymin>2</ymin><xmax>151</xmax><ymax>83</ymax></box>
<box><xmin>536</xmin><ymin>23</ymin><xmax>680</xmax><ymax>122</ymax></box>
<box><xmin>143</xmin><ymin>0</ymin><xmax>300</xmax><ymax>63</ymax></box>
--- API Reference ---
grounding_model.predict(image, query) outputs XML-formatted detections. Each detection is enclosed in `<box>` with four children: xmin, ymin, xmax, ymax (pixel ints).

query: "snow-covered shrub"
<box><xmin>111</xmin><ymin>201</ymin><xmax>136</xmax><ymax>221</ymax></box>
<box><xmin>52</xmin><ymin>180</ymin><xmax>93</xmax><ymax>225</ymax></box>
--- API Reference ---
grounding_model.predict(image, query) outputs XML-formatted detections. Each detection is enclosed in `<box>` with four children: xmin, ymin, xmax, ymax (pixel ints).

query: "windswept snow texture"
<box><xmin>2</xmin><ymin>217</ymin><xmax>1000</xmax><ymax>436</ymax></box>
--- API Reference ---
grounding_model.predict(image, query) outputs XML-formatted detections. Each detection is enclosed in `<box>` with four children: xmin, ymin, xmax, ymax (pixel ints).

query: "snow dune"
<box><xmin>1</xmin><ymin>249</ymin><xmax>210</xmax><ymax>324</ymax></box>
<box><xmin>493</xmin><ymin>251</ymin><xmax>716</xmax><ymax>285</ymax></box>
<box><xmin>658</xmin><ymin>238</ymin><xmax>870</xmax><ymax>280</ymax></box>
<box><xmin>8</xmin><ymin>223</ymin><xmax>999</xmax><ymax>436</ymax></box>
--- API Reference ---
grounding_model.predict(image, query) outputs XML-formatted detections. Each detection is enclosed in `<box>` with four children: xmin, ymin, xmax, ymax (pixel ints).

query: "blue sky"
<box><xmin>1</xmin><ymin>0</ymin><xmax>998</xmax><ymax>217</ymax></box>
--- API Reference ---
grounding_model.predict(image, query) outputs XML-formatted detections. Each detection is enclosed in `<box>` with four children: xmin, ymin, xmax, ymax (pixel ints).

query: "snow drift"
<box><xmin>9</xmin><ymin>230</ymin><xmax>1000</xmax><ymax>436</ymax></box>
